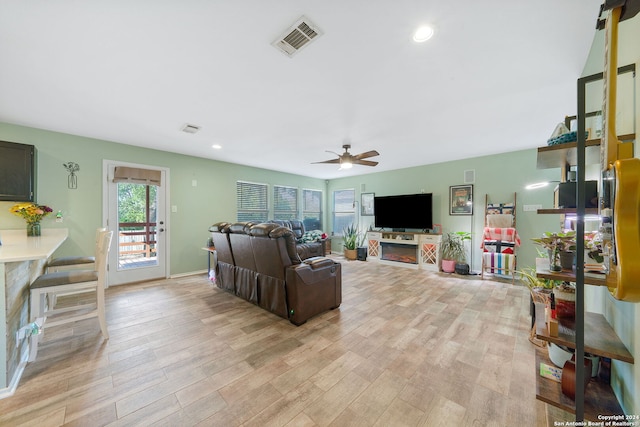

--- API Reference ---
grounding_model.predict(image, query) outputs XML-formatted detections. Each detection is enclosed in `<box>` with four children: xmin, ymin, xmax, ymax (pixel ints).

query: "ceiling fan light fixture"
<box><xmin>413</xmin><ymin>25</ymin><xmax>434</xmax><ymax>42</ymax></box>
<box><xmin>340</xmin><ymin>159</ymin><xmax>353</xmax><ymax>169</ymax></box>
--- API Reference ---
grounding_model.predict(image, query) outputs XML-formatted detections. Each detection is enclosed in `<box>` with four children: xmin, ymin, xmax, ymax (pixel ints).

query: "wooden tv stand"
<box><xmin>366</xmin><ymin>231</ymin><xmax>441</xmax><ymax>271</ymax></box>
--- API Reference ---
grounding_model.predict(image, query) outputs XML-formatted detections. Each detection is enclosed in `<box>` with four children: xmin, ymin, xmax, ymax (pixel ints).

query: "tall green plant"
<box><xmin>441</xmin><ymin>231</ymin><xmax>471</xmax><ymax>262</ymax></box>
<box><xmin>342</xmin><ymin>224</ymin><xmax>365</xmax><ymax>250</ymax></box>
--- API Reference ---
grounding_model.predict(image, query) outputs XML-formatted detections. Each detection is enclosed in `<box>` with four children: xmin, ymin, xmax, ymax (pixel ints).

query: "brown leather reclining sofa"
<box><xmin>209</xmin><ymin>222</ymin><xmax>342</xmax><ymax>325</ymax></box>
<box><xmin>267</xmin><ymin>219</ymin><xmax>327</xmax><ymax>260</ymax></box>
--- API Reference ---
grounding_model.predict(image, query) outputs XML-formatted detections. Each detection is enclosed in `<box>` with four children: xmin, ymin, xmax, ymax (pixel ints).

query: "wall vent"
<box><xmin>272</xmin><ymin>16</ymin><xmax>322</xmax><ymax>57</ymax></box>
<box><xmin>464</xmin><ymin>169</ymin><xmax>475</xmax><ymax>184</ymax></box>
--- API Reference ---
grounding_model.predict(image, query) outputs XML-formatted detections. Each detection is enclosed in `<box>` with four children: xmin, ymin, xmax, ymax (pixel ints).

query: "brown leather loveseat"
<box><xmin>209</xmin><ymin>222</ymin><xmax>342</xmax><ymax>325</ymax></box>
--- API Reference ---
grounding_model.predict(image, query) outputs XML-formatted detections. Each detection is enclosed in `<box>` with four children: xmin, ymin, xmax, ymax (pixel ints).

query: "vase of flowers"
<box><xmin>10</xmin><ymin>202</ymin><xmax>53</xmax><ymax>236</ymax></box>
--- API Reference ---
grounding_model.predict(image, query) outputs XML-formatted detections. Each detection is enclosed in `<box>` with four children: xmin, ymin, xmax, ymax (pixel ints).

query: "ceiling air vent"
<box><xmin>181</xmin><ymin>123</ymin><xmax>201</xmax><ymax>134</ymax></box>
<box><xmin>272</xmin><ymin>16</ymin><xmax>322</xmax><ymax>57</ymax></box>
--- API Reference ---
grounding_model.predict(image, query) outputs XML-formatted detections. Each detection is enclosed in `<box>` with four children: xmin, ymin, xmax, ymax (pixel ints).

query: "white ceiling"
<box><xmin>0</xmin><ymin>0</ymin><xmax>603</xmax><ymax>179</ymax></box>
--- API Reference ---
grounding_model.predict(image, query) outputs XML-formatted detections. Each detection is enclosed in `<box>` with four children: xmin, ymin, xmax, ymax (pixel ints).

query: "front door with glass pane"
<box><xmin>105</xmin><ymin>161</ymin><xmax>168</xmax><ymax>286</ymax></box>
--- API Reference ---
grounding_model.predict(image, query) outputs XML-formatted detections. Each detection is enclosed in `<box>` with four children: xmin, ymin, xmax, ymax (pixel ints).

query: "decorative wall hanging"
<box><xmin>361</xmin><ymin>193</ymin><xmax>375</xmax><ymax>216</ymax></box>
<box><xmin>63</xmin><ymin>162</ymin><xmax>80</xmax><ymax>189</ymax></box>
<box><xmin>450</xmin><ymin>184</ymin><xmax>473</xmax><ymax>215</ymax></box>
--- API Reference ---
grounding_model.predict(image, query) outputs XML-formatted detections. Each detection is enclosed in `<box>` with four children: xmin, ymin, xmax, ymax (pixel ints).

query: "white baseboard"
<box><xmin>0</xmin><ymin>342</ymin><xmax>29</xmax><ymax>400</ymax></box>
<box><xmin>169</xmin><ymin>269</ymin><xmax>207</xmax><ymax>279</ymax></box>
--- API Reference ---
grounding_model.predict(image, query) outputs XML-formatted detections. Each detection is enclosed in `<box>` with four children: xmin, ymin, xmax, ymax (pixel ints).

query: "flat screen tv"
<box><xmin>0</xmin><ymin>140</ymin><xmax>35</xmax><ymax>201</ymax></box>
<box><xmin>374</xmin><ymin>193</ymin><xmax>433</xmax><ymax>231</ymax></box>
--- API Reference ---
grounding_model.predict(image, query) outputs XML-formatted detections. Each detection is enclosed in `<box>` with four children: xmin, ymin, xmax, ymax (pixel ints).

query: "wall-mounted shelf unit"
<box><xmin>536</xmin><ymin>134</ymin><xmax>635</xmax><ymax>169</ymax></box>
<box><xmin>535</xmin><ymin>351</ymin><xmax>624</xmax><ymax>420</ymax></box>
<box><xmin>533</xmin><ymin>304</ymin><xmax>633</xmax><ymax>419</ymax></box>
<box><xmin>531</xmin><ymin>61</ymin><xmax>636</xmax><ymax>421</ymax></box>
<box><xmin>535</xmin><ymin>270</ymin><xmax>606</xmax><ymax>287</ymax></box>
<box><xmin>536</xmin><ymin>208</ymin><xmax>600</xmax><ymax>215</ymax></box>
<box><xmin>535</xmin><ymin>309</ymin><xmax>634</xmax><ymax>363</ymax></box>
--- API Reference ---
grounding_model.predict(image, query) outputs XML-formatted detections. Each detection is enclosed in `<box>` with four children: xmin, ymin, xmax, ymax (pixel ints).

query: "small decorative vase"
<box><xmin>548</xmin><ymin>249</ymin><xmax>561</xmax><ymax>272</ymax></box>
<box><xmin>27</xmin><ymin>221</ymin><xmax>41</xmax><ymax>237</ymax></box>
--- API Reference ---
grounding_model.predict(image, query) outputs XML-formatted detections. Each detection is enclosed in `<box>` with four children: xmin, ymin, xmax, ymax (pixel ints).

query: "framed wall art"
<box><xmin>361</xmin><ymin>192</ymin><xmax>375</xmax><ymax>216</ymax></box>
<box><xmin>450</xmin><ymin>185</ymin><xmax>473</xmax><ymax>215</ymax></box>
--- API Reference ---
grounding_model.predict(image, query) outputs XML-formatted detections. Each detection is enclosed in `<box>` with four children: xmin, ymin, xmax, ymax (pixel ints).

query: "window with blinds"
<box><xmin>302</xmin><ymin>188</ymin><xmax>322</xmax><ymax>230</ymax></box>
<box><xmin>236</xmin><ymin>181</ymin><xmax>268</xmax><ymax>222</ymax></box>
<box><xmin>273</xmin><ymin>185</ymin><xmax>298</xmax><ymax>220</ymax></box>
<box><xmin>333</xmin><ymin>189</ymin><xmax>355</xmax><ymax>235</ymax></box>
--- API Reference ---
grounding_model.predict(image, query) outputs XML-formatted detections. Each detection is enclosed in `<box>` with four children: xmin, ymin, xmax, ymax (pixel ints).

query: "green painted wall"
<box><xmin>2</xmin><ymin>121</ymin><xmax>564</xmax><ymax>276</ymax></box>
<box><xmin>0</xmin><ymin>122</ymin><xmax>325</xmax><ymax>275</ymax></box>
<box><xmin>327</xmin><ymin>148</ymin><xmax>561</xmax><ymax>272</ymax></box>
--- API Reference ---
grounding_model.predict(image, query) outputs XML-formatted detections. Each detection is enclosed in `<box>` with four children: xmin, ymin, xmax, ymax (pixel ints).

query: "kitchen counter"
<box><xmin>0</xmin><ymin>228</ymin><xmax>68</xmax><ymax>397</ymax></box>
<box><xmin>0</xmin><ymin>228</ymin><xmax>69</xmax><ymax>262</ymax></box>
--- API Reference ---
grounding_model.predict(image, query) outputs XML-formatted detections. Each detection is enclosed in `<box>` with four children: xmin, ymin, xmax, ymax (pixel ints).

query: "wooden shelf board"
<box><xmin>536</xmin><ymin>269</ymin><xmax>606</xmax><ymax>287</ymax></box>
<box><xmin>536</xmin><ymin>134</ymin><xmax>635</xmax><ymax>169</ymax></box>
<box><xmin>535</xmin><ymin>308</ymin><xmax>634</xmax><ymax>363</ymax></box>
<box><xmin>535</xmin><ymin>350</ymin><xmax>624</xmax><ymax>420</ymax></box>
<box><xmin>536</xmin><ymin>208</ymin><xmax>599</xmax><ymax>215</ymax></box>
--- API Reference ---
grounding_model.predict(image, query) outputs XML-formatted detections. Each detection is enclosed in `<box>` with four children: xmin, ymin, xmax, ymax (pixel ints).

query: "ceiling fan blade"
<box><xmin>354</xmin><ymin>150</ymin><xmax>380</xmax><ymax>160</ymax></box>
<box><xmin>353</xmin><ymin>159</ymin><xmax>378</xmax><ymax>166</ymax></box>
<box><xmin>312</xmin><ymin>158</ymin><xmax>341</xmax><ymax>164</ymax></box>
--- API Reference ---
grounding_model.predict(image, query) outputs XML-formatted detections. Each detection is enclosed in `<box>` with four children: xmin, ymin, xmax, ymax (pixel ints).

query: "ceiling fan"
<box><xmin>313</xmin><ymin>144</ymin><xmax>380</xmax><ymax>169</ymax></box>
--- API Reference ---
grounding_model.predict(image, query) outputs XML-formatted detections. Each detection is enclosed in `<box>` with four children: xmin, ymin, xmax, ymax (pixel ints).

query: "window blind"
<box><xmin>113</xmin><ymin>167</ymin><xmax>161</xmax><ymax>186</ymax></box>
<box><xmin>274</xmin><ymin>185</ymin><xmax>298</xmax><ymax>220</ymax></box>
<box><xmin>302</xmin><ymin>188</ymin><xmax>322</xmax><ymax>229</ymax></box>
<box><xmin>236</xmin><ymin>181</ymin><xmax>268</xmax><ymax>222</ymax></box>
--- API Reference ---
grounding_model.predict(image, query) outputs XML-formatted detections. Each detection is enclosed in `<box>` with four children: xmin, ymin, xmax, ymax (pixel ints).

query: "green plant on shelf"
<box><xmin>531</xmin><ymin>231</ymin><xmax>576</xmax><ymax>272</ymax></box>
<box><xmin>517</xmin><ymin>267</ymin><xmax>561</xmax><ymax>290</ymax></box>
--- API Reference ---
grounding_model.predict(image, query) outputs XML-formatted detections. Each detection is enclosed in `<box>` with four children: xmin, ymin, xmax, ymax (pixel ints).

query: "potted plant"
<box><xmin>584</xmin><ymin>231</ymin><xmax>604</xmax><ymax>271</ymax></box>
<box><xmin>531</xmin><ymin>231</ymin><xmax>576</xmax><ymax>272</ymax></box>
<box><xmin>518</xmin><ymin>267</ymin><xmax>561</xmax><ymax>303</ymax></box>
<box><xmin>440</xmin><ymin>231</ymin><xmax>471</xmax><ymax>273</ymax></box>
<box><xmin>342</xmin><ymin>224</ymin><xmax>364</xmax><ymax>260</ymax></box>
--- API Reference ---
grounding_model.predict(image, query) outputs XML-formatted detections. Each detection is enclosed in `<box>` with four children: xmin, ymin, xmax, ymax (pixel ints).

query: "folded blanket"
<box><xmin>483</xmin><ymin>240</ymin><xmax>515</xmax><ymax>254</ymax></box>
<box><xmin>483</xmin><ymin>253</ymin><xmax>516</xmax><ymax>274</ymax></box>
<box><xmin>486</xmin><ymin>214</ymin><xmax>514</xmax><ymax>228</ymax></box>
<box><xmin>481</xmin><ymin>227</ymin><xmax>521</xmax><ymax>246</ymax></box>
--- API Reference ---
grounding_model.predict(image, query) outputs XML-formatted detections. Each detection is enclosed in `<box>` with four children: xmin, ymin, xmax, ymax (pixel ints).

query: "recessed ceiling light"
<box><xmin>212</xmin><ymin>144</ymin><xmax>222</xmax><ymax>150</ymax></box>
<box><xmin>413</xmin><ymin>25</ymin><xmax>434</xmax><ymax>42</ymax></box>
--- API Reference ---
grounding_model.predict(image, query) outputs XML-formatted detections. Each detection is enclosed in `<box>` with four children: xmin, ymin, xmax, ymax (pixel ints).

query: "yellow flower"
<box><xmin>10</xmin><ymin>202</ymin><xmax>53</xmax><ymax>223</ymax></box>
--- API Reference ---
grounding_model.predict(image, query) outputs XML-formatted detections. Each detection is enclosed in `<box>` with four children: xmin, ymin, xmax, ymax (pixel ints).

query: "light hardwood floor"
<box><xmin>0</xmin><ymin>257</ymin><xmax>559</xmax><ymax>426</ymax></box>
